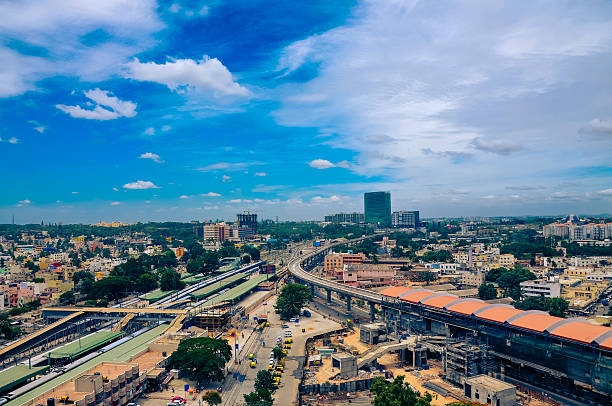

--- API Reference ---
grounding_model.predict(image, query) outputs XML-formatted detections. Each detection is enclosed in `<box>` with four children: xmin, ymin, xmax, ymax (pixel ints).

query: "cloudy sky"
<box><xmin>1</xmin><ymin>0</ymin><xmax>611</xmax><ymax>223</ymax></box>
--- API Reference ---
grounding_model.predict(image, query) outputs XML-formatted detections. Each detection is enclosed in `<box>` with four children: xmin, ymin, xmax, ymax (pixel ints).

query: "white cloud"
<box><xmin>18</xmin><ymin>199</ymin><xmax>31</xmax><ymax>204</ymax></box>
<box><xmin>161</xmin><ymin>125</ymin><xmax>171</xmax><ymax>132</ymax></box>
<box><xmin>598</xmin><ymin>188</ymin><xmax>612</xmax><ymax>196</ymax></box>
<box><xmin>139</xmin><ymin>152</ymin><xmax>163</xmax><ymax>163</ymax></box>
<box><xmin>254</xmin><ymin>172</ymin><xmax>266</xmax><ymax>177</ymax></box>
<box><xmin>273</xmin><ymin>0</ymin><xmax>612</xmax><ymax>212</ymax></box>
<box><xmin>222</xmin><ymin>175</ymin><xmax>231</xmax><ymax>182</ymax></box>
<box><xmin>471</xmin><ymin>137</ymin><xmax>523</xmax><ymax>156</ymax></box>
<box><xmin>123</xmin><ymin>180</ymin><xmax>159</xmax><ymax>190</ymax></box>
<box><xmin>124</xmin><ymin>57</ymin><xmax>251</xmax><ymax>97</ymax></box>
<box><xmin>308</xmin><ymin>159</ymin><xmax>334</xmax><ymax>169</ymax></box>
<box><xmin>201</xmin><ymin>192</ymin><xmax>221</xmax><ymax>197</ymax></box>
<box><xmin>480</xmin><ymin>195</ymin><xmax>496</xmax><ymax>200</ymax></box>
<box><xmin>308</xmin><ymin>159</ymin><xmax>349</xmax><ymax>170</ymax></box>
<box><xmin>112</xmin><ymin>187</ymin><xmax>119</xmax><ymax>191</ymax></box>
<box><xmin>110</xmin><ymin>201</ymin><xmax>121</xmax><ymax>206</ymax></box>
<box><xmin>7</xmin><ymin>137</ymin><xmax>19</xmax><ymax>144</ymax></box>
<box><xmin>197</xmin><ymin>162</ymin><xmax>260</xmax><ymax>171</ymax></box>
<box><xmin>56</xmin><ymin>89</ymin><xmax>137</xmax><ymax>120</ymax></box>
<box><xmin>179</xmin><ymin>195</ymin><xmax>190</xmax><ymax>199</ymax></box>
<box><xmin>34</xmin><ymin>126</ymin><xmax>45</xmax><ymax>133</ymax></box>
<box><xmin>311</xmin><ymin>195</ymin><xmax>342</xmax><ymax>204</ymax></box>
<box><xmin>506</xmin><ymin>185</ymin><xmax>544</xmax><ymax>191</ymax></box>
<box><xmin>144</xmin><ymin>127</ymin><xmax>155</xmax><ymax>136</ymax></box>
<box><xmin>71</xmin><ymin>191</ymin><xmax>78</xmax><ymax>194</ymax></box>
<box><xmin>0</xmin><ymin>0</ymin><xmax>162</xmax><ymax>97</ymax></box>
<box><xmin>580</xmin><ymin>118</ymin><xmax>612</xmax><ymax>136</ymax></box>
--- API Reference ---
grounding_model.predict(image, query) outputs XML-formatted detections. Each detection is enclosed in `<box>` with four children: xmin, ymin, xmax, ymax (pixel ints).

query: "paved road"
<box><xmin>220</xmin><ymin>298</ymin><xmax>283</xmax><ymax>406</ymax></box>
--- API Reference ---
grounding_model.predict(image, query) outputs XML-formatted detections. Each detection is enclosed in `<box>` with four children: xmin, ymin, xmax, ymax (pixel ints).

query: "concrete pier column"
<box><xmin>310</xmin><ymin>284</ymin><xmax>315</xmax><ymax>296</ymax></box>
<box><xmin>369</xmin><ymin>302</ymin><xmax>376</xmax><ymax>321</ymax></box>
<box><xmin>326</xmin><ymin>289</ymin><xmax>332</xmax><ymax>303</ymax></box>
<box><xmin>346</xmin><ymin>297</ymin><xmax>351</xmax><ymax>312</ymax></box>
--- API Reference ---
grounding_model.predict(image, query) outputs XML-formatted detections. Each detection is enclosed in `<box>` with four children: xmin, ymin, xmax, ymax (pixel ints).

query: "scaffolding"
<box><xmin>443</xmin><ymin>333</ymin><xmax>494</xmax><ymax>386</ymax></box>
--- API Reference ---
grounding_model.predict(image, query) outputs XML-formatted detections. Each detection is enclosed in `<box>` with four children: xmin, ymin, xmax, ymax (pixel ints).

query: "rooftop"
<box><xmin>379</xmin><ymin>286</ymin><xmax>412</xmax><ymax>298</ymax></box>
<box><xmin>465</xmin><ymin>374</ymin><xmax>515</xmax><ymax>391</ymax></box>
<box><xmin>420</xmin><ymin>294</ymin><xmax>459</xmax><ymax>309</ymax></box>
<box><xmin>445</xmin><ymin>299</ymin><xmax>487</xmax><ymax>315</ymax></box>
<box><xmin>548</xmin><ymin>320</ymin><xmax>610</xmax><ymax>344</ymax></box>
<box><xmin>0</xmin><ymin>365</ymin><xmax>48</xmax><ymax>393</ymax></box>
<box><xmin>474</xmin><ymin>306</ymin><xmax>523</xmax><ymax>324</ymax></box>
<box><xmin>507</xmin><ymin>312</ymin><xmax>562</xmax><ymax>333</ymax></box>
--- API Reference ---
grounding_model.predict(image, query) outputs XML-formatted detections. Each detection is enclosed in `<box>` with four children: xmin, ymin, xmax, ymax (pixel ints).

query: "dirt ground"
<box><xmin>333</xmin><ymin>329</ymin><xmax>371</xmax><ymax>354</ymax></box>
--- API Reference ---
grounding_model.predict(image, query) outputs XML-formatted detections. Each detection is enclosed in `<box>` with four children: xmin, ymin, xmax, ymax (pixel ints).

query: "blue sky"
<box><xmin>1</xmin><ymin>0</ymin><xmax>611</xmax><ymax>224</ymax></box>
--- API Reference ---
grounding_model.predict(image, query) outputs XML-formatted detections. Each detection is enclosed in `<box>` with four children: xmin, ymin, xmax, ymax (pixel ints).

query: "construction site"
<box><xmin>300</xmin><ymin>322</ymin><xmax>562</xmax><ymax>406</ymax></box>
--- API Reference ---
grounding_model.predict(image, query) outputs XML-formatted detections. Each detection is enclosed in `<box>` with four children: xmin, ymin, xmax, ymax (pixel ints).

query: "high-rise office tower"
<box><xmin>364</xmin><ymin>191</ymin><xmax>391</xmax><ymax>227</ymax></box>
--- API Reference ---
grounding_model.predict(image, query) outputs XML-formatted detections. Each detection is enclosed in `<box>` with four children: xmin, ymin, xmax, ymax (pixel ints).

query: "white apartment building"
<box><xmin>520</xmin><ymin>279</ymin><xmax>561</xmax><ymax>298</ymax></box>
<box><xmin>571</xmin><ymin>256</ymin><xmax>612</xmax><ymax>267</ymax></box>
<box><xmin>424</xmin><ymin>262</ymin><xmax>461</xmax><ymax>274</ymax></box>
<box><xmin>586</xmin><ymin>272</ymin><xmax>612</xmax><ymax>282</ymax></box>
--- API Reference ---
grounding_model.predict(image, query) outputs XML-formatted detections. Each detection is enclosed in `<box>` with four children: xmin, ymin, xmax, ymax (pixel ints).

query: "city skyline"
<box><xmin>2</xmin><ymin>0</ymin><xmax>612</xmax><ymax>223</ymax></box>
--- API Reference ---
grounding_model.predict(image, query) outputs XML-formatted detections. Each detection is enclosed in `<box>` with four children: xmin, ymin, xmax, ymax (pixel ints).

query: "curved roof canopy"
<box><xmin>445</xmin><ymin>298</ymin><xmax>487</xmax><ymax>315</ymax></box>
<box><xmin>380</xmin><ymin>286</ymin><xmax>412</xmax><ymax>298</ymax></box>
<box><xmin>473</xmin><ymin>304</ymin><xmax>524</xmax><ymax>324</ymax></box>
<box><xmin>547</xmin><ymin>320</ymin><xmax>611</xmax><ymax>344</ymax></box>
<box><xmin>399</xmin><ymin>290</ymin><xmax>436</xmax><ymax>303</ymax></box>
<box><xmin>506</xmin><ymin>311</ymin><xmax>563</xmax><ymax>333</ymax></box>
<box><xmin>420</xmin><ymin>294</ymin><xmax>459</xmax><ymax>309</ymax></box>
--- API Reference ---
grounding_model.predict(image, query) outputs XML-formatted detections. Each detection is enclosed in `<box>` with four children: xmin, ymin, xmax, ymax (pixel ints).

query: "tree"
<box><xmin>0</xmin><ymin>315</ymin><xmax>21</xmax><ymax>339</ymax></box>
<box><xmin>390</xmin><ymin>246</ymin><xmax>404</xmax><ymax>258</ymax></box>
<box><xmin>73</xmin><ymin>271</ymin><xmax>94</xmax><ymax>296</ymax></box>
<box><xmin>254</xmin><ymin>370</ymin><xmax>275</xmax><ymax>392</ymax></box>
<box><xmin>370</xmin><ymin>376</ymin><xmax>432</xmax><ymax>406</ymax></box>
<box><xmin>169</xmin><ymin>337</ymin><xmax>232</xmax><ymax>384</ymax></box>
<box><xmin>159</xmin><ymin>268</ymin><xmax>185</xmax><ymax>291</ymax></box>
<box><xmin>219</xmin><ymin>241</ymin><xmax>239</xmax><ymax>258</ymax></box>
<box><xmin>202</xmin><ymin>391</ymin><xmax>222</xmax><ymax>406</ymax></box>
<box><xmin>272</xmin><ymin>345</ymin><xmax>284</xmax><ymax>361</ymax></box>
<box><xmin>244</xmin><ymin>389</ymin><xmax>273</xmax><ymax>406</ymax></box>
<box><xmin>486</xmin><ymin>266</ymin><xmax>535</xmax><ymax>300</ymax></box>
<box><xmin>242</xmin><ymin>254</ymin><xmax>251</xmax><ymax>264</ymax></box>
<box><xmin>515</xmin><ymin>296</ymin><xmax>569</xmax><ymax>318</ymax></box>
<box><xmin>59</xmin><ymin>290</ymin><xmax>75</xmax><ymax>305</ymax></box>
<box><xmin>89</xmin><ymin>276</ymin><xmax>133</xmax><ymax>301</ymax></box>
<box><xmin>134</xmin><ymin>273</ymin><xmax>158</xmax><ymax>293</ymax></box>
<box><xmin>419</xmin><ymin>271</ymin><xmax>438</xmax><ymax>285</ymax></box>
<box><xmin>274</xmin><ymin>283</ymin><xmax>312</xmax><ymax>319</ymax></box>
<box><xmin>478</xmin><ymin>283</ymin><xmax>497</xmax><ymax>300</ymax></box>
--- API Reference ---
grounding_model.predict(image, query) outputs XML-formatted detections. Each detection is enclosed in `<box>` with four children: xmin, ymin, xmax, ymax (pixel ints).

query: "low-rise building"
<box><xmin>324</xmin><ymin>252</ymin><xmax>367</xmax><ymax>274</ymax></box>
<box><xmin>464</xmin><ymin>375</ymin><xmax>516</xmax><ymax>406</ymax></box>
<box><xmin>460</xmin><ymin>271</ymin><xmax>485</xmax><ymax>287</ymax></box>
<box><xmin>342</xmin><ymin>264</ymin><xmax>395</xmax><ymax>287</ymax></box>
<box><xmin>520</xmin><ymin>278</ymin><xmax>561</xmax><ymax>298</ymax></box>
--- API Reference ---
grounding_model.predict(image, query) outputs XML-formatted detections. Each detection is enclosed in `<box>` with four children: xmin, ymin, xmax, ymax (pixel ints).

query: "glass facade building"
<box><xmin>364</xmin><ymin>191</ymin><xmax>391</xmax><ymax>227</ymax></box>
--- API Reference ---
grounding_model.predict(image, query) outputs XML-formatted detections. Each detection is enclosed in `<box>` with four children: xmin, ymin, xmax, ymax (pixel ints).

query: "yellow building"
<box><xmin>324</xmin><ymin>252</ymin><xmax>366</xmax><ymax>273</ymax></box>
<box><xmin>498</xmin><ymin>254</ymin><xmax>516</xmax><ymax>267</ymax></box>
<box><xmin>563</xmin><ymin>268</ymin><xmax>590</xmax><ymax>278</ymax></box>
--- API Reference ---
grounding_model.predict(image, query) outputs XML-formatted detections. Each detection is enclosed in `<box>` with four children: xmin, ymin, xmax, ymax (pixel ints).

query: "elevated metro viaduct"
<box><xmin>289</xmin><ymin>239</ymin><xmax>612</xmax><ymax>404</ymax></box>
